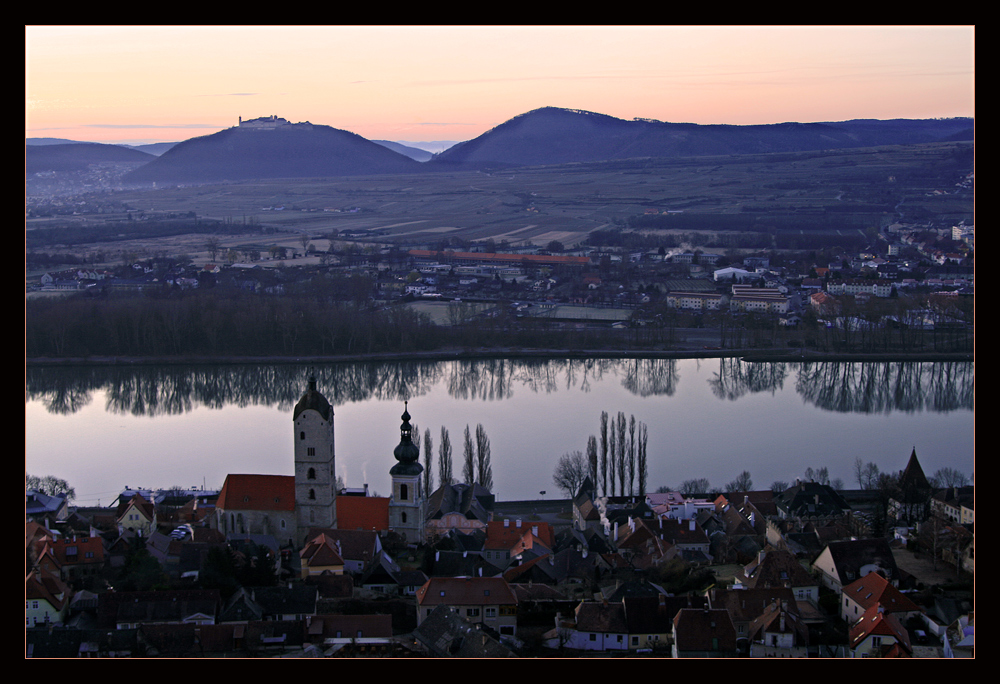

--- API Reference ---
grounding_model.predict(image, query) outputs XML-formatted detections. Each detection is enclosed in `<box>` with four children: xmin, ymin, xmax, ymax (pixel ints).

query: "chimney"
<box><xmin>689</xmin><ymin>519</ymin><xmax>696</xmax><ymax>531</ymax></box>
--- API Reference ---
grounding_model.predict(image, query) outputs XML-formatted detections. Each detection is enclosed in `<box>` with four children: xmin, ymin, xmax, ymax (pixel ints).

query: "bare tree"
<box><xmin>725</xmin><ymin>470</ymin><xmax>753</xmax><ymax>493</ymax></box>
<box><xmin>679</xmin><ymin>478</ymin><xmax>711</xmax><ymax>496</ymax></box>
<box><xmin>439</xmin><ymin>427</ymin><xmax>453</xmax><ymax>487</ymax></box>
<box><xmin>853</xmin><ymin>457</ymin><xmax>881</xmax><ymax>490</ymax></box>
<box><xmin>552</xmin><ymin>450</ymin><xmax>588</xmax><ymax>498</ymax></box>
<box><xmin>930</xmin><ymin>467</ymin><xmax>969</xmax><ymax>488</ymax></box>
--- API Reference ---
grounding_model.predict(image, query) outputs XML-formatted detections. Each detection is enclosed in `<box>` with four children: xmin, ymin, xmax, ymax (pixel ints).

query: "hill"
<box><xmin>123</xmin><ymin>120</ymin><xmax>421</xmax><ymax>184</ymax></box>
<box><xmin>25</xmin><ymin>142</ymin><xmax>155</xmax><ymax>174</ymax></box>
<box><xmin>431</xmin><ymin>107</ymin><xmax>974</xmax><ymax>168</ymax></box>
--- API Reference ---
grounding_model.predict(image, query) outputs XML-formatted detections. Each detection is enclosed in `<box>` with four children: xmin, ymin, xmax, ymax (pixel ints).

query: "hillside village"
<box><xmin>26</xmin><ymin>374</ymin><xmax>974</xmax><ymax>658</ymax></box>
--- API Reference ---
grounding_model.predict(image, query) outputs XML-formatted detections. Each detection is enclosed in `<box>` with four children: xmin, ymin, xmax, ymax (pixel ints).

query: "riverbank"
<box><xmin>26</xmin><ymin>347</ymin><xmax>974</xmax><ymax>367</ymax></box>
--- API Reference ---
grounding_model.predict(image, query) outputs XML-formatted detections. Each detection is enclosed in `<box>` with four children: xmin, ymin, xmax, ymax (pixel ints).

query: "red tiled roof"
<box><xmin>408</xmin><ymin>249</ymin><xmax>590</xmax><ymax>266</ymax></box>
<box><xmin>416</xmin><ymin>577</ymin><xmax>517</xmax><ymax>607</ymax></box>
<box><xmin>217</xmin><ymin>474</ymin><xmax>295</xmax><ymax>512</ymax></box>
<box><xmin>485</xmin><ymin>520</ymin><xmax>554</xmax><ymax>550</ymax></box>
<box><xmin>336</xmin><ymin>496</ymin><xmax>390</xmax><ymax>532</ymax></box>
<box><xmin>843</xmin><ymin>572</ymin><xmax>919</xmax><ymax>614</ymax></box>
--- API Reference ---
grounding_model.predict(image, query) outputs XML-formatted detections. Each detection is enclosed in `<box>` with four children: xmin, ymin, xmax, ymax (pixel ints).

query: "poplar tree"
<box><xmin>463</xmin><ymin>425</ymin><xmax>475</xmax><ymax>486</ymax></box>
<box><xmin>475</xmin><ymin>423</ymin><xmax>493</xmax><ymax>492</ymax></box>
<box><xmin>423</xmin><ymin>427</ymin><xmax>434</xmax><ymax>495</ymax></box>
<box><xmin>439</xmin><ymin>426</ymin><xmax>453</xmax><ymax>487</ymax></box>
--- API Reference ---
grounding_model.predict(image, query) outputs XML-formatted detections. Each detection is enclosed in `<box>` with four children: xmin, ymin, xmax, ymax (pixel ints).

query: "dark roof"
<box><xmin>413</xmin><ymin>606</ymin><xmax>516</xmax><ymax>658</ymax></box>
<box><xmin>426</xmin><ymin>482</ymin><xmax>495</xmax><ymax>522</ymax></box>
<box><xmin>774</xmin><ymin>481</ymin><xmax>850</xmax><ymax>518</ymax></box>
<box><xmin>293</xmin><ymin>376</ymin><xmax>333</xmax><ymax>422</ymax></box>
<box><xmin>821</xmin><ymin>537</ymin><xmax>900</xmax><ymax>583</ymax></box>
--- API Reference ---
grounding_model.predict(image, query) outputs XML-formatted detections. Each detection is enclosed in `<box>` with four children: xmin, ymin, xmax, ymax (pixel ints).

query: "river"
<box><xmin>25</xmin><ymin>358</ymin><xmax>974</xmax><ymax>506</ymax></box>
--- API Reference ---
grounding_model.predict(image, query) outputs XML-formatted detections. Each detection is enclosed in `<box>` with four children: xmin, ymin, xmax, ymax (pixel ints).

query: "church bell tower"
<box><xmin>293</xmin><ymin>375</ymin><xmax>336</xmax><ymax>546</ymax></box>
<box><xmin>389</xmin><ymin>402</ymin><xmax>424</xmax><ymax>545</ymax></box>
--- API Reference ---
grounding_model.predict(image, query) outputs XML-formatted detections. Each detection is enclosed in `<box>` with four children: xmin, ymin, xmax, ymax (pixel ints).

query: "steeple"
<box><xmin>389</xmin><ymin>402</ymin><xmax>424</xmax><ymax>544</ymax></box>
<box><xmin>391</xmin><ymin>401</ymin><xmax>423</xmax><ymax>475</ymax></box>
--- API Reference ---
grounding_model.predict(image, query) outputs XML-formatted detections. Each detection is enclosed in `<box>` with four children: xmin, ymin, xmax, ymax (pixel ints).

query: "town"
<box><xmin>26</xmin><ymin>370</ymin><xmax>973</xmax><ymax>658</ymax></box>
<box><xmin>26</xmin><ymin>211</ymin><xmax>974</xmax><ymax>359</ymax></box>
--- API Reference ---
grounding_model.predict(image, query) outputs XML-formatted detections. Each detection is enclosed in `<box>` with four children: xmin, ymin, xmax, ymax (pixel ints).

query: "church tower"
<box><xmin>293</xmin><ymin>375</ymin><xmax>336</xmax><ymax>546</ymax></box>
<box><xmin>389</xmin><ymin>402</ymin><xmax>425</xmax><ymax>545</ymax></box>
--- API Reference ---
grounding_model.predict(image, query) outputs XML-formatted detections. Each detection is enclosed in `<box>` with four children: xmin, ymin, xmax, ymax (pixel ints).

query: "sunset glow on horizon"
<box><xmin>26</xmin><ymin>25</ymin><xmax>975</xmax><ymax>146</ymax></box>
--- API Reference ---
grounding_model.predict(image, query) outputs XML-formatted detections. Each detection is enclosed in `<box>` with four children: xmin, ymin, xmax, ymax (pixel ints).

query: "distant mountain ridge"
<box><xmin>27</xmin><ymin>108</ymin><xmax>974</xmax><ymax>184</ymax></box>
<box><xmin>430</xmin><ymin>107</ymin><xmax>974</xmax><ymax>167</ymax></box>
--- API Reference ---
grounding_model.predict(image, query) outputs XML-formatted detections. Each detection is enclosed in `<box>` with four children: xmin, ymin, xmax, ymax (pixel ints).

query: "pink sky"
<box><xmin>26</xmin><ymin>25</ymin><xmax>975</xmax><ymax>145</ymax></box>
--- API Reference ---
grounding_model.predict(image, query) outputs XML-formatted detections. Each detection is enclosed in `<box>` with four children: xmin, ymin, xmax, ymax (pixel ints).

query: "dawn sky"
<box><xmin>25</xmin><ymin>25</ymin><xmax>975</xmax><ymax>146</ymax></box>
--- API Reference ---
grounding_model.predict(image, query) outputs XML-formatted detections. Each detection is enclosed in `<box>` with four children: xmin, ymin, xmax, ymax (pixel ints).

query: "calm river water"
<box><xmin>25</xmin><ymin>358</ymin><xmax>974</xmax><ymax>506</ymax></box>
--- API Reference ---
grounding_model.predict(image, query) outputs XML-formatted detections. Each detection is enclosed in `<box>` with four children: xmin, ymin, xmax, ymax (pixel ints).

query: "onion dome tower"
<box><xmin>389</xmin><ymin>402</ymin><xmax>425</xmax><ymax>545</ymax></box>
<box><xmin>293</xmin><ymin>375</ymin><xmax>336</xmax><ymax>547</ymax></box>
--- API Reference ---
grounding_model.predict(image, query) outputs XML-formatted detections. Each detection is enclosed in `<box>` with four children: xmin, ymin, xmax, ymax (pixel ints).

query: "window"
<box><xmin>590</xmin><ymin>634</ymin><xmax>597</xmax><ymax>642</ymax></box>
<box><xmin>307</xmin><ymin>448</ymin><xmax>315</xmax><ymax>456</ymax></box>
<box><xmin>400</xmin><ymin>483</ymin><xmax>408</xmax><ymax>500</ymax></box>
<box><xmin>300</xmin><ymin>432</ymin><xmax>305</xmax><ymax>440</ymax></box>
<box><xmin>467</xmin><ymin>608</ymin><xmax>480</xmax><ymax>618</ymax></box>
<box><xmin>308</xmin><ymin>467</ymin><xmax>316</xmax><ymax>480</ymax></box>
<box><xmin>309</xmin><ymin>489</ymin><xmax>316</xmax><ymax>500</ymax></box>
<box><xmin>632</xmin><ymin>636</ymin><xmax>639</xmax><ymax>646</ymax></box>
<box><xmin>485</xmin><ymin>607</ymin><xmax>497</xmax><ymax>618</ymax></box>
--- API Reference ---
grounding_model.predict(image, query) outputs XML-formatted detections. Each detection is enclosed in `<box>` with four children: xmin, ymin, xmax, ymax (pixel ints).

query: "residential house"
<box><xmin>747</xmin><ymin>599</ymin><xmax>810</xmax><ymax>657</ymax></box>
<box><xmin>848</xmin><ymin>605</ymin><xmax>912</xmax><ymax>658</ymax></box>
<box><xmin>299</xmin><ymin>533</ymin><xmax>346</xmax><ymax>578</ymax></box>
<box><xmin>415</xmin><ymin>577</ymin><xmax>518</xmax><ymax>637</ymax></box>
<box><xmin>49</xmin><ymin>534</ymin><xmax>106</xmax><ymax>584</ymax></box>
<box><xmin>117</xmin><ymin>493</ymin><xmax>157</xmax><ymax>536</ymax></box>
<box><xmin>672</xmin><ymin>608</ymin><xmax>739</xmax><ymax>658</ymax></box>
<box><xmin>483</xmin><ymin>519</ymin><xmax>554</xmax><ymax>569</ymax></box>
<box><xmin>26</xmin><ymin>567</ymin><xmax>71</xmax><ymax>628</ymax></box>
<box><xmin>812</xmin><ymin>538</ymin><xmax>900</xmax><ymax>594</ymax></box>
<box><xmin>706</xmin><ymin>586</ymin><xmax>798</xmax><ymax>649</ymax></box>
<box><xmin>735</xmin><ymin>547</ymin><xmax>820</xmax><ymax>604</ymax></box>
<box><xmin>304</xmin><ymin>528</ymin><xmax>381</xmax><ymax>576</ymax></box>
<box><xmin>425</xmin><ymin>482</ymin><xmax>495</xmax><ymax>540</ymax></box>
<box><xmin>841</xmin><ymin>571</ymin><xmax>920</xmax><ymax>624</ymax></box>
<box><xmin>414</xmin><ymin>606</ymin><xmax>516</xmax><ymax>658</ymax></box>
<box><xmin>552</xmin><ymin>600</ymin><xmax>630</xmax><ymax>652</ymax></box>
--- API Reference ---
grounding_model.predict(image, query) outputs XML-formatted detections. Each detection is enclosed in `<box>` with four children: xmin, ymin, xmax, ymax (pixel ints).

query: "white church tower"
<box><xmin>389</xmin><ymin>402</ymin><xmax>425</xmax><ymax>545</ymax></box>
<box><xmin>293</xmin><ymin>375</ymin><xmax>336</xmax><ymax>546</ymax></box>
